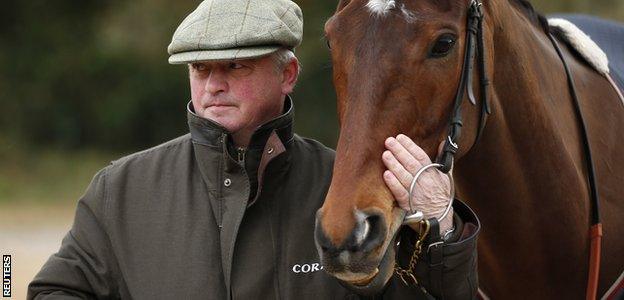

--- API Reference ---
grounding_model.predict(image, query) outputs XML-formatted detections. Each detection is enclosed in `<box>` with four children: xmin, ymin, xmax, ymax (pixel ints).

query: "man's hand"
<box><xmin>381</xmin><ymin>134</ymin><xmax>454</xmax><ymax>234</ymax></box>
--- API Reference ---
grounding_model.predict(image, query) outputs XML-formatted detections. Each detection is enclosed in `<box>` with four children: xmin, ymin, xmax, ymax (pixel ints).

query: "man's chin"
<box><xmin>199</xmin><ymin>111</ymin><xmax>242</xmax><ymax>130</ymax></box>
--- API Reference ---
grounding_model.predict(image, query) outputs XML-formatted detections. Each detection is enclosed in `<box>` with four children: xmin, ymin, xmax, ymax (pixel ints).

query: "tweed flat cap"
<box><xmin>168</xmin><ymin>0</ymin><xmax>303</xmax><ymax>64</ymax></box>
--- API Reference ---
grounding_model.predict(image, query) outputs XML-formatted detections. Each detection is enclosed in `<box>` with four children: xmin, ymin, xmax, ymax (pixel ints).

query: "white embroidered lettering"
<box><xmin>291</xmin><ymin>262</ymin><xmax>323</xmax><ymax>274</ymax></box>
<box><xmin>292</xmin><ymin>264</ymin><xmax>301</xmax><ymax>273</ymax></box>
<box><xmin>301</xmin><ymin>264</ymin><xmax>311</xmax><ymax>273</ymax></box>
<box><xmin>311</xmin><ymin>263</ymin><xmax>320</xmax><ymax>272</ymax></box>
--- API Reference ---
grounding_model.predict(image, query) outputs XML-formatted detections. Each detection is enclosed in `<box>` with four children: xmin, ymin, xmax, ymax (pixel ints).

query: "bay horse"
<box><xmin>314</xmin><ymin>0</ymin><xmax>624</xmax><ymax>298</ymax></box>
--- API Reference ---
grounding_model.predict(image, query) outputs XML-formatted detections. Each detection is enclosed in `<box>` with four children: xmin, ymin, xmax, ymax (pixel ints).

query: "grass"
<box><xmin>0</xmin><ymin>146</ymin><xmax>123</xmax><ymax>300</ymax></box>
<box><xmin>0</xmin><ymin>147</ymin><xmax>121</xmax><ymax>206</ymax></box>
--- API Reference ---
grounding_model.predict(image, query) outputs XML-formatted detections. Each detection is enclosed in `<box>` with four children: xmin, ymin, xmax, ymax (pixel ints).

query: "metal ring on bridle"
<box><xmin>403</xmin><ymin>163</ymin><xmax>455</xmax><ymax>224</ymax></box>
<box><xmin>447</xmin><ymin>136</ymin><xmax>458</xmax><ymax>149</ymax></box>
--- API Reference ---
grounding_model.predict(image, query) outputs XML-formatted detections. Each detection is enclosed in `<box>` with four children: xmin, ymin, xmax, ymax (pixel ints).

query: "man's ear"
<box><xmin>281</xmin><ymin>58</ymin><xmax>299</xmax><ymax>95</ymax></box>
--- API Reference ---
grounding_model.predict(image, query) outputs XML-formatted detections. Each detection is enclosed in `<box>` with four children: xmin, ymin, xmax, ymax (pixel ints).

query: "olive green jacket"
<box><xmin>28</xmin><ymin>97</ymin><xmax>479</xmax><ymax>299</ymax></box>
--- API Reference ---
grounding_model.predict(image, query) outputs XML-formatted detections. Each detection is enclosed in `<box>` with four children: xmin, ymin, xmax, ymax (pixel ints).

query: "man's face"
<box><xmin>189</xmin><ymin>55</ymin><xmax>293</xmax><ymax>136</ymax></box>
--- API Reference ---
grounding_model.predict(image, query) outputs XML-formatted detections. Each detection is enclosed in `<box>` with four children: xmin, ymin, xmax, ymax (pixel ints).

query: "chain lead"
<box><xmin>394</xmin><ymin>219</ymin><xmax>431</xmax><ymax>286</ymax></box>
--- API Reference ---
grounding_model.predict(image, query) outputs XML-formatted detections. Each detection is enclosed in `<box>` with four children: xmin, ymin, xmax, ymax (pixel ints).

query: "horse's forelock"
<box><xmin>365</xmin><ymin>0</ymin><xmax>422</xmax><ymax>23</ymax></box>
<box><xmin>366</xmin><ymin>0</ymin><xmax>397</xmax><ymax>16</ymax></box>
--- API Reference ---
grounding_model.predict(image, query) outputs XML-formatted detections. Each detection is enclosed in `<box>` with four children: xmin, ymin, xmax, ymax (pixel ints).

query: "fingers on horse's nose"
<box><xmin>315</xmin><ymin>210</ymin><xmax>386</xmax><ymax>254</ymax></box>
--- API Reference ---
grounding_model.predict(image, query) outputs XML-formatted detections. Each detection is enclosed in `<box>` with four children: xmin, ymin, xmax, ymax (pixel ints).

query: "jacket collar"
<box><xmin>187</xmin><ymin>96</ymin><xmax>294</xmax><ymax>150</ymax></box>
<box><xmin>187</xmin><ymin>96</ymin><xmax>294</xmax><ymax>206</ymax></box>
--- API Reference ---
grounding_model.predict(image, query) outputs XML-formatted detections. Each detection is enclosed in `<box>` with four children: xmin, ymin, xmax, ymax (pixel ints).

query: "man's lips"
<box><xmin>207</xmin><ymin>103</ymin><xmax>235</xmax><ymax>107</ymax></box>
<box><xmin>206</xmin><ymin>104</ymin><xmax>236</xmax><ymax>113</ymax></box>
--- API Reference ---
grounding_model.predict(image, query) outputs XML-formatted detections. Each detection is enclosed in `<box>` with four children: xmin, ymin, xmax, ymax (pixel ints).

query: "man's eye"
<box><xmin>229</xmin><ymin>62</ymin><xmax>244</xmax><ymax>69</ymax></box>
<box><xmin>192</xmin><ymin>63</ymin><xmax>207</xmax><ymax>71</ymax></box>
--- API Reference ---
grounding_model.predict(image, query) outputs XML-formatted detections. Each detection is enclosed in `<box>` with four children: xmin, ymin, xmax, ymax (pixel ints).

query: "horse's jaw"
<box><xmin>322</xmin><ymin>207</ymin><xmax>406</xmax><ymax>295</ymax></box>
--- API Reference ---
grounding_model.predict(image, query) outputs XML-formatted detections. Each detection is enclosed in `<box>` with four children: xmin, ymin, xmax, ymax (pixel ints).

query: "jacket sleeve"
<box><xmin>406</xmin><ymin>199</ymin><xmax>481</xmax><ymax>300</ymax></box>
<box><xmin>343</xmin><ymin>199</ymin><xmax>480</xmax><ymax>299</ymax></box>
<box><xmin>27</xmin><ymin>167</ymin><xmax>122</xmax><ymax>300</ymax></box>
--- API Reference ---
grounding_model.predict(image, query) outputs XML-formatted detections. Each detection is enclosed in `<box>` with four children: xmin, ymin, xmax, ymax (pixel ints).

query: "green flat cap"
<box><xmin>168</xmin><ymin>0</ymin><xmax>303</xmax><ymax>64</ymax></box>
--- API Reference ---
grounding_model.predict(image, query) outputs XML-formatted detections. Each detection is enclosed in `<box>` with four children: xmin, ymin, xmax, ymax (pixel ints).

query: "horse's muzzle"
<box><xmin>314</xmin><ymin>209</ymin><xmax>388</xmax><ymax>282</ymax></box>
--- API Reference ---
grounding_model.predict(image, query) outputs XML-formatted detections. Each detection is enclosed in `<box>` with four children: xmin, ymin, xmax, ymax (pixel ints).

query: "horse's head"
<box><xmin>315</xmin><ymin>0</ymin><xmax>491</xmax><ymax>290</ymax></box>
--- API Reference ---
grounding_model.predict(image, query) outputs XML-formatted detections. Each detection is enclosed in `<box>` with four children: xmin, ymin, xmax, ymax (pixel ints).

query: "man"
<box><xmin>28</xmin><ymin>0</ymin><xmax>480</xmax><ymax>299</ymax></box>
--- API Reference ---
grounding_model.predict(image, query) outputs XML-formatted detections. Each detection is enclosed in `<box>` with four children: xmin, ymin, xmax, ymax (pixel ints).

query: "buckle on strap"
<box><xmin>469</xmin><ymin>0</ymin><xmax>484</xmax><ymax>19</ymax></box>
<box><xmin>436</xmin><ymin>135</ymin><xmax>459</xmax><ymax>174</ymax></box>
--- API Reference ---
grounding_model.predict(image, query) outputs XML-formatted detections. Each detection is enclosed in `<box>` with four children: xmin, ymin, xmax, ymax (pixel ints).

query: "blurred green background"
<box><xmin>0</xmin><ymin>0</ymin><xmax>623</xmax><ymax>207</ymax></box>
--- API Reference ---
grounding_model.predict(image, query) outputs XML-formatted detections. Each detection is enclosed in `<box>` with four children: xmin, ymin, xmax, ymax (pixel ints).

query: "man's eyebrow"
<box><xmin>190</xmin><ymin>62</ymin><xmax>209</xmax><ymax>68</ymax></box>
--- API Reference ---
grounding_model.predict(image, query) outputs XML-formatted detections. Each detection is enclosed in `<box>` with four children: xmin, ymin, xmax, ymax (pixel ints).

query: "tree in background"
<box><xmin>0</xmin><ymin>0</ymin><xmax>622</xmax><ymax>152</ymax></box>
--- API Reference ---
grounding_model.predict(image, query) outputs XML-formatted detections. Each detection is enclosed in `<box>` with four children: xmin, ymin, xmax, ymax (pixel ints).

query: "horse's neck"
<box><xmin>451</xmin><ymin>7</ymin><xmax>600</xmax><ymax>295</ymax></box>
<box><xmin>456</xmin><ymin>10</ymin><xmax>590</xmax><ymax>215</ymax></box>
<box><xmin>452</xmin><ymin>3</ymin><xmax>624</xmax><ymax>296</ymax></box>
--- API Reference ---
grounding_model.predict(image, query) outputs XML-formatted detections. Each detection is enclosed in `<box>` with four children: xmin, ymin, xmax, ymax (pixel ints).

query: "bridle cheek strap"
<box><xmin>434</xmin><ymin>2</ymin><xmax>603</xmax><ymax>298</ymax></box>
<box><xmin>436</xmin><ymin>0</ymin><xmax>490</xmax><ymax>174</ymax></box>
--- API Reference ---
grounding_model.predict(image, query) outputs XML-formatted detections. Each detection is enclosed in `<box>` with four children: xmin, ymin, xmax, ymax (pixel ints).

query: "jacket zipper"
<box><xmin>237</xmin><ymin>147</ymin><xmax>246</xmax><ymax>164</ymax></box>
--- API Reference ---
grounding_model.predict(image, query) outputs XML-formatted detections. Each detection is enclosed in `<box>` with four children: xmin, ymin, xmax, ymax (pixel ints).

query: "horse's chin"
<box><xmin>333</xmin><ymin>268</ymin><xmax>380</xmax><ymax>285</ymax></box>
<box><xmin>334</xmin><ymin>207</ymin><xmax>406</xmax><ymax>295</ymax></box>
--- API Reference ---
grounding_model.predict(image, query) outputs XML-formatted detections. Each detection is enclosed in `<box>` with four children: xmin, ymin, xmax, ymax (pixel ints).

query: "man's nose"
<box><xmin>205</xmin><ymin>69</ymin><xmax>228</xmax><ymax>95</ymax></box>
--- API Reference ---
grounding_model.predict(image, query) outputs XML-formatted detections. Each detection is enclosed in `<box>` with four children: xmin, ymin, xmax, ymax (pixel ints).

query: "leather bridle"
<box><xmin>436</xmin><ymin>0</ymin><xmax>490</xmax><ymax>174</ymax></box>
<box><xmin>431</xmin><ymin>1</ymin><xmax>602</xmax><ymax>298</ymax></box>
<box><xmin>547</xmin><ymin>31</ymin><xmax>602</xmax><ymax>300</ymax></box>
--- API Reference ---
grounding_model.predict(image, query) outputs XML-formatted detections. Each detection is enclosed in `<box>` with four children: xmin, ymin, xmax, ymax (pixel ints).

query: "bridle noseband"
<box><xmin>436</xmin><ymin>0</ymin><xmax>490</xmax><ymax>174</ymax></box>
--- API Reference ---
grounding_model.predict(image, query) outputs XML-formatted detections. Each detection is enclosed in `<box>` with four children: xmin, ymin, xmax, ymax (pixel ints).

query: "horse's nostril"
<box><xmin>314</xmin><ymin>213</ymin><xmax>337</xmax><ymax>254</ymax></box>
<box><xmin>353</xmin><ymin>217</ymin><xmax>371</xmax><ymax>247</ymax></box>
<box><xmin>348</xmin><ymin>211</ymin><xmax>386</xmax><ymax>253</ymax></box>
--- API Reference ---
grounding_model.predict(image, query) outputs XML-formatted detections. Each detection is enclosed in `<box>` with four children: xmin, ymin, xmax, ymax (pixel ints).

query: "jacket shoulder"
<box><xmin>92</xmin><ymin>134</ymin><xmax>195</xmax><ymax>214</ymax></box>
<box><xmin>288</xmin><ymin>134</ymin><xmax>335</xmax><ymax>183</ymax></box>
<box><xmin>109</xmin><ymin>134</ymin><xmax>192</xmax><ymax>167</ymax></box>
<box><xmin>99</xmin><ymin>134</ymin><xmax>195</xmax><ymax>189</ymax></box>
<box><xmin>291</xmin><ymin>134</ymin><xmax>335</xmax><ymax>161</ymax></box>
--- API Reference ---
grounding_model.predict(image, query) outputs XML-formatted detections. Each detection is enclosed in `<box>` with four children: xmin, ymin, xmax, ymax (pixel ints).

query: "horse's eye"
<box><xmin>429</xmin><ymin>34</ymin><xmax>457</xmax><ymax>58</ymax></box>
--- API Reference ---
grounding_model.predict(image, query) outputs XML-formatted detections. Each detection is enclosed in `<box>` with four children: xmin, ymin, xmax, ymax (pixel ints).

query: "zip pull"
<box><xmin>237</xmin><ymin>147</ymin><xmax>246</xmax><ymax>163</ymax></box>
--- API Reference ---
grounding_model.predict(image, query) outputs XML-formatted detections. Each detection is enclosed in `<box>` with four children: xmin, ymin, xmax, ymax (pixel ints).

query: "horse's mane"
<box><xmin>509</xmin><ymin>0</ymin><xmax>550</xmax><ymax>34</ymax></box>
